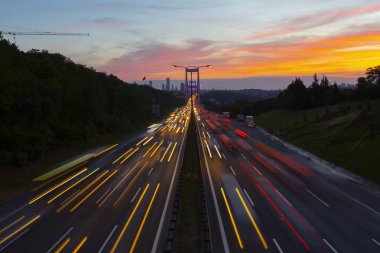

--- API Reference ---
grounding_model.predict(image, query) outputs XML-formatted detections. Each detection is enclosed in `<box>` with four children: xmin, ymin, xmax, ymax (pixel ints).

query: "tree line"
<box><xmin>207</xmin><ymin>66</ymin><xmax>380</xmax><ymax>116</ymax></box>
<box><xmin>0</xmin><ymin>38</ymin><xmax>181</xmax><ymax>166</ymax></box>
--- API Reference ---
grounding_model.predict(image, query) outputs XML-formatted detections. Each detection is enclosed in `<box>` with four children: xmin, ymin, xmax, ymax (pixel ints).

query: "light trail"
<box><xmin>160</xmin><ymin>142</ymin><xmax>172</xmax><ymax>163</ymax></box>
<box><xmin>94</xmin><ymin>144</ymin><xmax>118</xmax><ymax>157</ymax></box>
<box><xmin>214</xmin><ymin>145</ymin><xmax>222</xmax><ymax>159</ymax></box>
<box><xmin>136</xmin><ymin>136</ymin><xmax>148</xmax><ymax>146</ymax></box>
<box><xmin>72</xmin><ymin>236</ymin><xmax>87</xmax><ymax>253</ymax></box>
<box><xmin>0</xmin><ymin>216</ymin><xmax>25</xmax><ymax>234</ymax></box>
<box><xmin>129</xmin><ymin>184</ymin><xmax>160</xmax><ymax>253</ymax></box>
<box><xmin>143</xmin><ymin>136</ymin><xmax>154</xmax><ymax>146</ymax></box>
<box><xmin>110</xmin><ymin>184</ymin><xmax>150</xmax><ymax>253</ymax></box>
<box><xmin>167</xmin><ymin>142</ymin><xmax>178</xmax><ymax>162</ymax></box>
<box><xmin>0</xmin><ymin>215</ymin><xmax>40</xmax><ymax>245</ymax></box>
<box><xmin>143</xmin><ymin>142</ymin><xmax>157</xmax><ymax>157</ymax></box>
<box><xmin>204</xmin><ymin>140</ymin><xmax>212</xmax><ymax>159</ymax></box>
<box><xmin>112</xmin><ymin>148</ymin><xmax>133</xmax><ymax>164</ymax></box>
<box><xmin>54</xmin><ymin>237</ymin><xmax>70</xmax><ymax>253</ymax></box>
<box><xmin>121</xmin><ymin>147</ymin><xmax>140</xmax><ymax>164</ymax></box>
<box><xmin>150</xmin><ymin>141</ymin><xmax>163</xmax><ymax>157</ymax></box>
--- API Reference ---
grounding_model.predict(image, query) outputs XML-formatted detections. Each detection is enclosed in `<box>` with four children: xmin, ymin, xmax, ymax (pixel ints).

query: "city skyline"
<box><xmin>1</xmin><ymin>0</ymin><xmax>379</xmax><ymax>89</ymax></box>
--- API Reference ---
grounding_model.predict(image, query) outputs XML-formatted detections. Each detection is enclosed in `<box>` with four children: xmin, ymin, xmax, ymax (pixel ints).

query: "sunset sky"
<box><xmin>1</xmin><ymin>0</ymin><xmax>380</xmax><ymax>89</ymax></box>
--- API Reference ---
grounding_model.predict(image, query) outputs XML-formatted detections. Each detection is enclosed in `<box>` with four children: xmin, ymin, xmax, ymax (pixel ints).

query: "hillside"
<box><xmin>0</xmin><ymin>38</ymin><xmax>181</xmax><ymax>168</ymax></box>
<box><xmin>255</xmin><ymin>100</ymin><xmax>380</xmax><ymax>184</ymax></box>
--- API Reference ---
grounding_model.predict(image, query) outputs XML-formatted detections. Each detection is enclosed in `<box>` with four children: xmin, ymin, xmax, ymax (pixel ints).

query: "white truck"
<box><xmin>237</xmin><ymin>114</ymin><xmax>245</xmax><ymax>122</ymax></box>
<box><xmin>245</xmin><ymin>116</ymin><xmax>255</xmax><ymax>127</ymax></box>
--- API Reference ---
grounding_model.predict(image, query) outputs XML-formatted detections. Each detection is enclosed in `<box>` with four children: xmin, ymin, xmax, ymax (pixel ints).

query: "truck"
<box><xmin>222</xmin><ymin>112</ymin><xmax>230</xmax><ymax>118</ymax></box>
<box><xmin>245</xmin><ymin>116</ymin><xmax>255</xmax><ymax>127</ymax></box>
<box><xmin>237</xmin><ymin>114</ymin><xmax>245</xmax><ymax>122</ymax></box>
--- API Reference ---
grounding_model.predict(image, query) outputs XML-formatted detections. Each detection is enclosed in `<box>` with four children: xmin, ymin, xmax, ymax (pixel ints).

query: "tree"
<box><xmin>365</xmin><ymin>66</ymin><xmax>380</xmax><ymax>85</ymax></box>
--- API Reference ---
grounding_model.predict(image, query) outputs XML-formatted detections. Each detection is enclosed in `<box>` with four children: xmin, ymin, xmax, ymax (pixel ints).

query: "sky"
<box><xmin>1</xmin><ymin>0</ymin><xmax>380</xmax><ymax>89</ymax></box>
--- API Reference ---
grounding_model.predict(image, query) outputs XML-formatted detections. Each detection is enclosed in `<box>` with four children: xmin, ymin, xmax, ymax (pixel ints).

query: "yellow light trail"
<box><xmin>214</xmin><ymin>145</ymin><xmax>222</xmax><ymax>159</ymax></box>
<box><xmin>120</xmin><ymin>147</ymin><xmax>140</xmax><ymax>164</ymax></box>
<box><xmin>202</xmin><ymin>132</ymin><xmax>206</xmax><ymax>139</ymax></box>
<box><xmin>113</xmin><ymin>161</ymin><xmax>148</xmax><ymax>207</ymax></box>
<box><xmin>181</xmin><ymin>127</ymin><xmax>185</xmax><ymax>133</ymax></box>
<box><xmin>112</xmin><ymin>148</ymin><xmax>133</xmax><ymax>164</ymax></box>
<box><xmin>47</xmin><ymin>168</ymin><xmax>99</xmax><ymax>204</ymax></box>
<box><xmin>143</xmin><ymin>136</ymin><xmax>154</xmax><ymax>146</ymax></box>
<box><xmin>72</xmin><ymin>236</ymin><xmax>87</xmax><ymax>253</ymax></box>
<box><xmin>167</xmin><ymin>142</ymin><xmax>178</xmax><ymax>162</ymax></box>
<box><xmin>136</xmin><ymin>136</ymin><xmax>148</xmax><ymax>146</ymax></box>
<box><xmin>29</xmin><ymin>168</ymin><xmax>88</xmax><ymax>204</ymax></box>
<box><xmin>143</xmin><ymin>142</ymin><xmax>157</xmax><ymax>157</ymax></box>
<box><xmin>221</xmin><ymin>188</ymin><xmax>244</xmax><ymax>249</ymax></box>
<box><xmin>129</xmin><ymin>184</ymin><xmax>160</xmax><ymax>253</ymax></box>
<box><xmin>206</xmin><ymin>132</ymin><xmax>211</xmax><ymax>139</ymax></box>
<box><xmin>204</xmin><ymin>140</ymin><xmax>212</xmax><ymax>159</ymax></box>
<box><xmin>94</xmin><ymin>144</ymin><xmax>118</xmax><ymax>157</ymax></box>
<box><xmin>160</xmin><ymin>142</ymin><xmax>172</xmax><ymax>163</ymax></box>
<box><xmin>110</xmin><ymin>184</ymin><xmax>150</xmax><ymax>253</ymax></box>
<box><xmin>0</xmin><ymin>216</ymin><xmax>25</xmax><ymax>234</ymax></box>
<box><xmin>0</xmin><ymin>215</ymin><xmax>40</xmax><ymax>245</ymax></box>
<box><xmin>55</xmin><ymin>237</ymin><xmax>70</xmax><ymax>253</ymax></box>
<box><xmin>98</xmin><ymin>162</ymin><xmax>140</xmax><ymax>207</ymax></box>
<box><xmin>235</xmin><ymin>188</ymin><xmax>268</xmax><ymax>250</ymax></box>
<box><xmin>56</xmin><ymin>170</ymin><xmax>108</xmax><ymax>213</ymax></box>
<box><xmin>70</xmin><ymin>170</ymin><xmax>118</xmax><ymax>212</ymax></box>
<box><xmin>175</xmin><ymin>127</ymin><xmax>180</xmax><ymax>134</ymax></box>
<box><xmin>150</xmin><ymin>141</ymin><xmax>163</xmax><ymax>157</ymax></box>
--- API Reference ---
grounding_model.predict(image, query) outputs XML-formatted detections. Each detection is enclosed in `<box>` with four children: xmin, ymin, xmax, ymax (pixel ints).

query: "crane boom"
<box><xmin>1</xmin><ymin>31</ymin><xmax>89</xmax><ymax>36</ymax></box>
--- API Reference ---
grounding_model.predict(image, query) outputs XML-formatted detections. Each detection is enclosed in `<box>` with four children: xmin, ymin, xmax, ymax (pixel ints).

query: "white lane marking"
<box><xmin>253</xmin><ymin>166</ymin><xmax>263</xmax><ymax>176</ymax></box>
<box><xmin>229</xmin><ymin>166</ymin><xmax>236</xmax><ymax>176</ymax></box>
<box><xmin>222</xmin><ymin>153</ymin><xmax>227</xmax><ymax>159</ymax></box>
<box><xmin>157</xmin><ymin>155</ymin><xmax>161</xmax><ymax>161</ymax></box>
<box><xmin>273</xmin><ymin>238</ymin><xmax>284</xmax><ymax>253</ymax></box>
<box><xmin>307</xmin><ymin>190</ymin><xmax>329</xmax><ymax>207</ymax></box>
<box><xmin>147</xmin><ymin>168</ymin><xmax>154</xmax><ymax>176</ymax></box>
<box><xmin>323</xmin><ymin>239</ymin><xmax>338</xmax><ymax>253</ymax></box>
<box><xmin>131</xmin><ymin>187</ymin><xmax>141</xmax><ymax>203</ymax></box>
<box><xmin>243</xmin><ymin>189</ymin><xmax>254</xmax><ymax>206</ymax></box>
<box><xmin>0</xmin><ymin>204</ymin><xmax>27</xmax><ymax>223</ymax></box>
<box><xmin>241</xmin><ymin>153</ymin><xmax>247</xmax><ymax>159</ymax></box>
<box><xmin>195</xmin><ymin>121</ymin><xmax>230</xmax><ymax>253</ymax></box>
<box><xmin>275</xmin><ymin>189</ymin><xmax>292</xmax><ymax>206</ymax></box>
<box><xmin>46</xmin><ymin>227</ymin><xmax>74</xmax><ymax>253</ymax></box>
<box><xmin>151</xmin><ymin>130</ymin><xmax>188</xmax><ymax>253</ymax></box>
<box><xmin>61</xmin><ymin>190</ymin><xmax>79</xmax><ymax>206</ymax></box>
<box><xmin>372</xmin><ymin>238</ymin><xmax>380</xmax><ymax>247</ymax></box>
<box><xmin>320</xmin><ymin>178</ymin><xmax>380</xmax><ymax>216</ymax></box>
<box><xmin>0</xmin><ymin>228</ymin><xmax>30</xmax><ymax>252</ymax></box>
<box><xmin>98</xmin><ymin>225</ymin><xmax>118</xmax><ymax>253</ymax></box>
<box><xmin>96</xmin><ymin>189</ymin><xmax>111</xmax><ymax>204</ymax></box>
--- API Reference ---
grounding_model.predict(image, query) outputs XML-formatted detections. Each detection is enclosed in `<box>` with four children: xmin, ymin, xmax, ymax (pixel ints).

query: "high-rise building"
<box><xmin>166</xmin><ymin>78</ymin><xmax>170</xmax><ymax>91</ymax></box>
<box><xmin>162</xmin><ymin>83</ymin><xmax>165</xmax><ymax>90</ymax></box>
<box><xmin>180</xmin><ymin>82</ymin><xmax>185</xmax><ymax>92</ymax></box>
<box><xmin>171</xmin><ymin>85</ymin><xmax>174</xmax><ymax>91</ymax></box>
<box><xmin>149</xmin><ymin>80</ymin><xmax>153</xmax><ymax>87</ymax></box>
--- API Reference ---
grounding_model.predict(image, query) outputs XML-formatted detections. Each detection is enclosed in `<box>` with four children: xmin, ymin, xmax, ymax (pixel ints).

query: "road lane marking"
<box><xmin>372</xmin><ymin>238</ymin><xmax>380</xmax><ymax>247</ymax></box>
<box><xmin>61</xmin><ymin>190</ymin><xmax>79</xmax><ymax>206</ymax></box>
<box><xmin>214</xmin><ymin>145</ymin><xmax>222</xmax><ymax>159</ymax></box>
<box><xmin>147</xmin><ymin>168</ymin><xmax>154</xmax><ymax>176</ymax></box>
<box><xmin>48</xmin><ymin>169</ymin><xmax>99</xmax><ymax>204</ymax></box>
<box><xmin>243</xmin><ymin>189</ymin><xmax>254</xmax><ymax>206</ymax></box>
<box><xmin>54</xmin><ymin>237</ymin><xmax>70</xmax><ymax>253</ymax></box>
<box><xmin>307</xmin><ymin>190</ymin><xmax>329</xmax><ymax>207</ymax></box>
<box><xmin>273</xmin><ymin>238</ymin><xmax>284</xmax><ymax>253</ymax></box>
<box><xmin>72</xmin><ymin>236</ymin><xmax>87</xmax><ymax>253</ymax></box>
<box><xmin>47</xmin><ymin>227</ymin><xmax>74</xmax><ymax>253</ymax></box>
<box><xmin>197</xmin><ymin>122</ymin><xmax>229</xmax><ymax>253</ymax></box>
<box><xmin>96</xmin><ymin>189</ymin><xmax>111</xmax><ymax>204</ymax></box>
<box><xmin>70</xmin><ymin>170</ymin><xmax>118</xmax><ymax>212</ymax></box>
<box><xmin>0</xmin><ymin>215</ymin><xmax>40</xmax><ymax>245</ymax></box>
<box><xmin>323</xmin><ymin>239</ymin><xmax>338</xmax><ymax>253</ymax></box>
<box><xmin>29</xmin><ymin>168</ymin><xmax>87</xmax><ymax>204</ymax></box>
<box><xmin>241</xmin><ymin>153</ymin><xmax>247</xmax><ymax>159</ymax></box>
<box><xmin>111</xmin><ymin>184</ymin><xmax>150</xmax><ymax>253</ymax></box>
<box><xmin>221</xmin><ymin>188</ymin><xmax>244</xmax><ymax>249</ymax></box>
<box><xmin>0</xmin><ymin>228</ymin><xmax>30</xmax><ymax>252</ymax></box>
<box><xmin>222</xmin><ymin>153</ymin><xmax>227</xmax><ymax>159</ymax></box>
<box><xmin>98</xmin><ymin>225</ymin><xmax>118</xmax><ymax>253</ymax></box>
<box><xmin>275</xmin><ymin>189</ymin><xmax>292</xmax><ymax>206</ymax></box>
<box><xmin>0</xmin><ymin>216</ymin><xmax>25</xmax><ymax>234</ymax></box>
<box><xmin>236</xmin><ymin>188</ymin><xmax>268</xmax><ymax>249</ymax></box>
<box><xmin>229</xmin><ymin>166</ymin><xmax>236</xmax><ymax>176</ymax></box>
<box><xmin>151</xmin><ymin>132</ymin><xmax>187</xmax><ymax>253</ymax></box>
<box><xmin>130</xmin><ymin>184</ymin><xmax>160</xmax><ymax>253</ymax></box>
<box><xmin>131</xmin><ymin>187</ymin><xmax>141</xmax><ymax>203</ymax></box>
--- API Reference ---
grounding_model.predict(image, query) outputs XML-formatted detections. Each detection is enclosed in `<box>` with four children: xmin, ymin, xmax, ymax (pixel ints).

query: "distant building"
<box><xmin>171</xmin><ymin>85</ymin><xmax>174</xmax><ymax>91</ymax></box>
<box><xmin>149</xmin><ymin>80</ymin><xmax>153</xmax><ymax>87</ymax></box>
<box><xmin>175</xmin><ymin>86</ymin><xmax>178</xmax><ymax>91</ymax></box>
<box><xmin>166</xmin><ymin>78</ymin><xmax>170</xmax><ymax>91</ymax></box>
<box><xmin>162</xmin><ymin>83</ymin><xmax>165</xmax><ymax>90</ymax></box>
<box><xmin>180</xmin><ymin>82</ymin><xmax>185</xmax><ymax>92</ymax></box>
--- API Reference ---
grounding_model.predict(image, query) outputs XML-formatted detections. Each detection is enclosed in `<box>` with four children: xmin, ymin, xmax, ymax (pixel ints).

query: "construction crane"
<box><xmin>0</xmin><ymin>31</ymin><xmax>89</xmax><ymax>43</ymax></box>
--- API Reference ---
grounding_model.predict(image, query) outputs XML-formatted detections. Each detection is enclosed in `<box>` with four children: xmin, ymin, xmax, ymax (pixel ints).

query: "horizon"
<box><xmin>1</xmin><ymin>0</ymin><xmax>379</xmax><ymax>89</ymax></box>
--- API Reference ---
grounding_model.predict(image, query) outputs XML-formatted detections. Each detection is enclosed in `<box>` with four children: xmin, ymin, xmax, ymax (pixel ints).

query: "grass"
<box><xmin>255</xmin><ymin>99</ymin><xmax>380</xmax><ymax>184</ymax></box>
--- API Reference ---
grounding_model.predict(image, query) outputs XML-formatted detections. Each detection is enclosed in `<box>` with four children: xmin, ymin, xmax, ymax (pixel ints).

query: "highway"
<box><xmin>197</xmin><ymin>110</ymin><xmax>380</xmax><ymax>253</ymax></box>
<box><xmin>0</xmin><ymin>104</ymin><xmax>191</xmax><ymax>253</ymax></box>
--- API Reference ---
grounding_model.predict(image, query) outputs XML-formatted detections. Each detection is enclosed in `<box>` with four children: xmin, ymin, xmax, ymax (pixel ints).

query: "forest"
<box><xmin>0</xmin><ymin>37</ymin><xmax>181</xmax><ymax>166</ymax></box>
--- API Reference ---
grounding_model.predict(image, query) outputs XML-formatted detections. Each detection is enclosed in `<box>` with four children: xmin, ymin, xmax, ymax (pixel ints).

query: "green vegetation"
<box><xmin>256</xmin><ymin>100</ymin><xmax>380</xmax><ymax>184</ymax></box>
<box><xmin>0</xmin><ymin>37</ymin><xmax>181</xmax><ymax>197</ymax></box>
